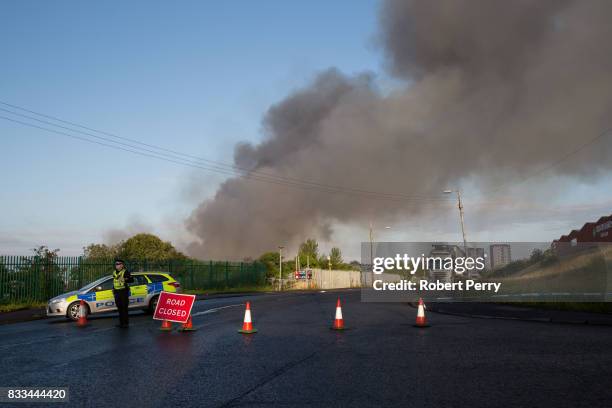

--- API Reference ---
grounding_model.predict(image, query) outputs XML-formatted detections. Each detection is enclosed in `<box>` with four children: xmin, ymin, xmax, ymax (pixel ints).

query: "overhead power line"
<box><xmin>0</xmin><ymin>101</ymin><xmax>450</xmax><ymax>201</ymax></box>
<box><xmin>4</xmin><ymin>100</ymin><xmax>605</xmax><ymax>203</ymax></box>
<box><xmin>486</xmin><ymin>128</ymin><xmax>612</xmax><ymax>194</ymax></box>
<box><xmin>0</xmin><ymin>103</ymin><xmax>452</xmax><ymax>204</ymax></box>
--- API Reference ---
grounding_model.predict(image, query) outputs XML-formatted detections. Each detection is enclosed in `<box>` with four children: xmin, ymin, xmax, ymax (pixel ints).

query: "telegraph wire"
<box><xmin>0</xmin><ymin>114</ymin><xmax>454</xmax><ymax>205</ymax></box>
<box><xmin>0</xmin><ymin>101</ymin><xmax>450</xmax><ymax>203</ymax></box>
<box><xmin>486</xmin><ymin>128</ymin><xmax>612</xmax><ymax>194</ymax></box>
<box><xmin>6</xmin><ymin>100</ymin><xmax>605</xmax><ymax>203</ymax></box>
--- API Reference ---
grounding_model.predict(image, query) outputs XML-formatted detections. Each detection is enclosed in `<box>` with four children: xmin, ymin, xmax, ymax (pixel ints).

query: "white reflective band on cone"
<box><xmin>244</xmin><ymin>310</ymin><xmax>252</xmax><ymax>323</ymax></box>
<box><xmin>417</xmin><ymin>305</ymin><xmax>425</xmax><ymax>318</ymax></box>
<box><xmin>335</xmin><ymin>307</ymin><xmax>343</xmax><ymax>320</ymax></box>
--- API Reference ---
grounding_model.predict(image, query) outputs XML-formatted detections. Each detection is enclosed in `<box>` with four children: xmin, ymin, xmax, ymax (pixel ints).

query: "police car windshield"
<box><xmin>79</xmin><ymin>276</ymin><xmax>111</xmax><ymax>292</ymax></box>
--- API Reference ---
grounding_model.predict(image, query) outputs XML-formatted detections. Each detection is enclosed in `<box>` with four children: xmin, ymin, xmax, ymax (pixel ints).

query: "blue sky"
<box><xmin>1</xmin><ymin>1</ymin><xmax>611</xmax><ymax>259</ymax></box>
<box><xmin>0</xmin><ymin>1</ymin><xmax>381</xmax><ymax>255</ymax></box>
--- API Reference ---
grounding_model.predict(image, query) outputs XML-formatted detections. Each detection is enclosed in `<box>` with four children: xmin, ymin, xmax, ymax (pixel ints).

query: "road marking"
<box><xmin>191</xmin><ymin>304</ymin><xmax>243</xmax><ymax>317</ymax></box>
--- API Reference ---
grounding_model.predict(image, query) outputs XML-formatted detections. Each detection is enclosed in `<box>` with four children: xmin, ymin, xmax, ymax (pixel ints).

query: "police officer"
<box><xmin>113</xmin><ymin>259</ymin><xmax>133</xmax><ymax>328</ymax></box>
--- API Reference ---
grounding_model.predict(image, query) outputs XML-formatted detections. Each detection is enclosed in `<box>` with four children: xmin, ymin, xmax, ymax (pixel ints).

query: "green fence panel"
<box><xmin>0</xmin><ymin>256</ymin><xmax>268</xmax><ymax>305</ymax></box>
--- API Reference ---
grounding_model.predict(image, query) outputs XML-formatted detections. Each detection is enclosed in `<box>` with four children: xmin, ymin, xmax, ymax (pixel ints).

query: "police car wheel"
<box><xmin>67</xmin><ymin>301</ymin><xmax>87</xmax><ymax>321</ymax></box>
<box><xmin>147</xmin><ymin>295</ymin><xmax>159</xmax><ymax>314</ymax></box>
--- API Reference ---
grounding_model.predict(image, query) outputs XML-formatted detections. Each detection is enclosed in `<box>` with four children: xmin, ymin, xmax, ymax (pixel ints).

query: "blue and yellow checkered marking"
<box><xmin>147</xmin><ymin>282</ymin><xmax>163</xmax><ymax>294</ymax></box>
<box><xmin>78</xmin><ymin>293</ymin><xmax>96</xmax><ymax>302</ymax></box>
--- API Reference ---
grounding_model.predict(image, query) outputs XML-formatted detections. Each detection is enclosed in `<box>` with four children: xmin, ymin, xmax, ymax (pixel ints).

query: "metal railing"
<box><xmin>0</xmin><ymin>256</ymin><xmax>268</xmax><ymax>304</ymax></box>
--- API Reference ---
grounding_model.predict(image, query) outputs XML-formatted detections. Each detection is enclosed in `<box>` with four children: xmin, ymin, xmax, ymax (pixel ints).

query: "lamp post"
<box><xmin>278</xmin><ymin>246</ymin><xmax>284</xmax><ymax>291</ymax></box>
<box><xmin>444</xmin><ymin>190</ymin><xmax>468</xmax><ymax>257</ymax></box>
<box><xmin>369</xmin><ymin>221</ymin><xmax>374</xmax><ymax>272</ymax></box>
<box><xmin>369</xmin><ymin>223</ymin><xmax>392</xmax><ymax>270</ymax></box>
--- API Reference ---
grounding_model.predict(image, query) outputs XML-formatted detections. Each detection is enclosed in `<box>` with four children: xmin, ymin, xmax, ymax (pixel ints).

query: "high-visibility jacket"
<box><xmin>113</xmin><ymin>268</ymin><xmax>131</xmax><ymax>290</ymax></box>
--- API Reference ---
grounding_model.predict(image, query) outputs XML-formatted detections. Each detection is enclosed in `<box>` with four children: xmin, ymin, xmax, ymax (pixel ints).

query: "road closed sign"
<box><xmin>153</xmin><ymin>291</ymin><xmax>196</xmax><ymax>324</ymax></box>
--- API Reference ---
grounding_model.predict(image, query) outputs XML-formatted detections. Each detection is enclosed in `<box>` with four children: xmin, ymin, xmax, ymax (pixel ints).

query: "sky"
<box><xmin>0</xmin><ymin>0</ymin><xmax>381</xmax><ymax>255</ymax></box>
<box><xmin>1</xmin><ymin>0</ymin><xmax>611</xmax><ymax>260</ymax></box>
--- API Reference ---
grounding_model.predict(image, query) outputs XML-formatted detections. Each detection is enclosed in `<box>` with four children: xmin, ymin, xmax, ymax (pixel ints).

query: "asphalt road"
<box><xmin>1</xmin><ymin>290</ymin><xmax>611</xmax><ymax>407</ymax></box>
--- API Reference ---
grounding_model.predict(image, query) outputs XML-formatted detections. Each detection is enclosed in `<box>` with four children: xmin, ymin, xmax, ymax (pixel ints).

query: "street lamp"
<box><xmin>369</xmin><ymin>223</ymin><xmax>392</xmax><ymax>272</ymax></box>
<box><xmin>278</xmin><ymin>246</ymin><xmax>284</xmax><ymax>291</ymax></box>
<box><xmin>444</xmin><ymin>189</ymin><xmax>468</xmax><ymax>257</ymax></box>
<box><xmin>369</xmin><ymin>221</ymin><xmax>374</xmax><ymax>272</ymax></box>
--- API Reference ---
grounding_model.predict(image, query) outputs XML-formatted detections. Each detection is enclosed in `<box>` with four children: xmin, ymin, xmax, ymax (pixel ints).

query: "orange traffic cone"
<box><xmin>414</xmin><ymin>298</ymin><xmax>429</xmax><ymax>328</ymax></box>
<box><xmin>179</xmin><ymin>315</ymin><xmax>196</xmax><ymax>332</ymax></box>
<box><xmin>159</xmin><ymin>319</ymin><xmax>173</xmax><ymax>331</ymax></box>
<box><xmin>76</xmin><ymin>299</ymin><xmax>88</xmax><ymax>327</ymax></box>
<box><xmin>331</xmin><ymin>297</ymin><xmax>345</xmax><ymax>330</ymax></box>
<box><xmin>238</xmin><ymin>301</ymin><xmax>257</xmax><ymax>334</ymax></box>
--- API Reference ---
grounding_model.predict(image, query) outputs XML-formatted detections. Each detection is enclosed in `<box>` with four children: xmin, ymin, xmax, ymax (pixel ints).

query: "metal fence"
<box><xmin>0</xmin><ymin>256</ymin><xmax>268</xmax><ymax>305</ymax></box>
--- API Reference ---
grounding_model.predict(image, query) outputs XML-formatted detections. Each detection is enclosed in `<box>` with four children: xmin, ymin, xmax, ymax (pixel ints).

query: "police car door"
<box><xmin>128</xmin><ymin>275</ymin><xmax>148</xmax><ymax>308</ymax></box>
<box><xmin>91</xmin><ymin>278</ymin><xmax>116</xmax><ymax>313</ymax></box>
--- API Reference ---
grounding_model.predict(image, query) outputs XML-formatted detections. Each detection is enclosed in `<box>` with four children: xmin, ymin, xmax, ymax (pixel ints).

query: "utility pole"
<box><xmin>328</xmin><ymin>255</ymin><xmax>331</xmax><ymax>272</ymax></box>
<box><xmin>369</xmin><ymin>221</ymin><xmax>374</xmax><ymax>272</ymax></box>
<box><xmin>278</xmin><ymin>246</ymin><xmax>284</xmax><ymax>291</ymax></box>
<box><xmin>306</xmin><ymin>254</ymin><xmax>311</xmax><ymax>290</ymax></box>
<box><xmin>444</xmin><ymin>189</ymin><xmax>468</xmax><ymax>258</ymax></box>
<box><xmin>456</xmin><ymin>190</ymin><xmax>468</xmax><ymax>257</ymax></box>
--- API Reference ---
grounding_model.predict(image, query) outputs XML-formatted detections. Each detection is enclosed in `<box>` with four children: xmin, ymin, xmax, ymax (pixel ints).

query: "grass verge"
<box><xmin>512</xmin><ymin>302</ymin><xmax>612</xmax><ymax>314</ymax></box>
<box><xmin>182</xmin><ymin>285</ymin><xmax>274</xmax><ymax>296</ymax></box>
<box><xmin>0</xmin><ymin>302</ymin><xmax>47</xmax><ymax>313</ymax></box>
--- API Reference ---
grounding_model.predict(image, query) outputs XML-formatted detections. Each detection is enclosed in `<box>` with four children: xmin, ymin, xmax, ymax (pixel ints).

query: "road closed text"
<box><xmin>153</xmin><ymin>292</ymin><xmax>196</xmax><ymax>323</ymax></box>
<box><xmin>373</xmin><ymin>279</ymin><xmax>502</xmax><ymax>293</ymax></box>
<box><xmin>156</xmin><ymin>307</ymin><xmax>189</xmax><ymax>318</ymax></box>
<box><xmin>157</xmin><ymin>298</ymin><xmax>188</xmax><ymax>318</ymax></box>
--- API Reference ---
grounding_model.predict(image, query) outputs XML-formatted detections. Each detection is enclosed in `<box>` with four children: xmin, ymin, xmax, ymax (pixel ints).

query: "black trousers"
<box><xmin>113</xmin><ymin>288</ymin><xmax>129</xmax><ymax>326</ymax></box>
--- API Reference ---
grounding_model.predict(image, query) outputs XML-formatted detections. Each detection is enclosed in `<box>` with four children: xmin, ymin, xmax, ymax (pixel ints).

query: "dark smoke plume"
<box><xmin>186</xmin><ymin>0</ymin><xmax>612</xmax><ymax>259</ymax></box>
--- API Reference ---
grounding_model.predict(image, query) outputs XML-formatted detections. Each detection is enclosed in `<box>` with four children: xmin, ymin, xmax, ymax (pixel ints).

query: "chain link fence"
<box><xmin>0</xmin><ymin>256</ymin><xmax>268</xmax><ymax>305</ymax></box>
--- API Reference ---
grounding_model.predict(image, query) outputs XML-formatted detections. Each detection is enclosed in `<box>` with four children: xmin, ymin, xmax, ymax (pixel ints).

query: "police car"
<box><xmin>46</xmin><ymin>272</ymin><xmax>181</xmax><ymax>321</ymax></box>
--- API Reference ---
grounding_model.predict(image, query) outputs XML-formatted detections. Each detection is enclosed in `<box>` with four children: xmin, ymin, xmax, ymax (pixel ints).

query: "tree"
<box><xmin>28</xmin><ymin>246</ymin><xmax>65</xmax><ymax>300</ymax></box>
<box><xmin>32</xmin><ymin>245</ymin><xmax>60</xmax><ymax>258</ymax></box>
<box><xmin>299</xmin><ymin>239</ymin><xmax>320</xmax><ymax>267</ymax></box>
<box><xmin>83</xmin><ymin>243</ymin><xmax>120</xmax><ymax>260</ymax></box>
<box><xmin>117</xmin><ymin>233</ymin><xmax>186</xmax><ymax>261</ymax></box>
<box><xmin>530</xmin><ymin>248</ymin><xmax>544</xmax><ymax>262</ymax></box>
<box><xmin>329</xmin><ymin>247</ymin><xmax>343</xmax><ymax>269</ymax></box>
<box><xmin>540</xmin><ymin>248</ymin><xmax>558</xmax><ymax>266</ymax></box>
<box><xmin>79</xmin><ymin>234</ymin><xmax>189</xmax><ymax>279</ymax></box>
<box><xmin>83</xmin><ymin>234</ymin><xmax>186</xmax><ymax>262</ymax></box>
<box><xmin>318</xmin><ymin>254</ymin><xmax>331</xmax><ymax>270</ymax></box>
<box><xmin>259</xmin><ymin>251</ymin><xmax>280</xmax><ymax>278</ymax></box>
<box><xmin>0</xmin><ymin>258</ymin><xmax>8</xmax><ymax>301</ymax></box>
